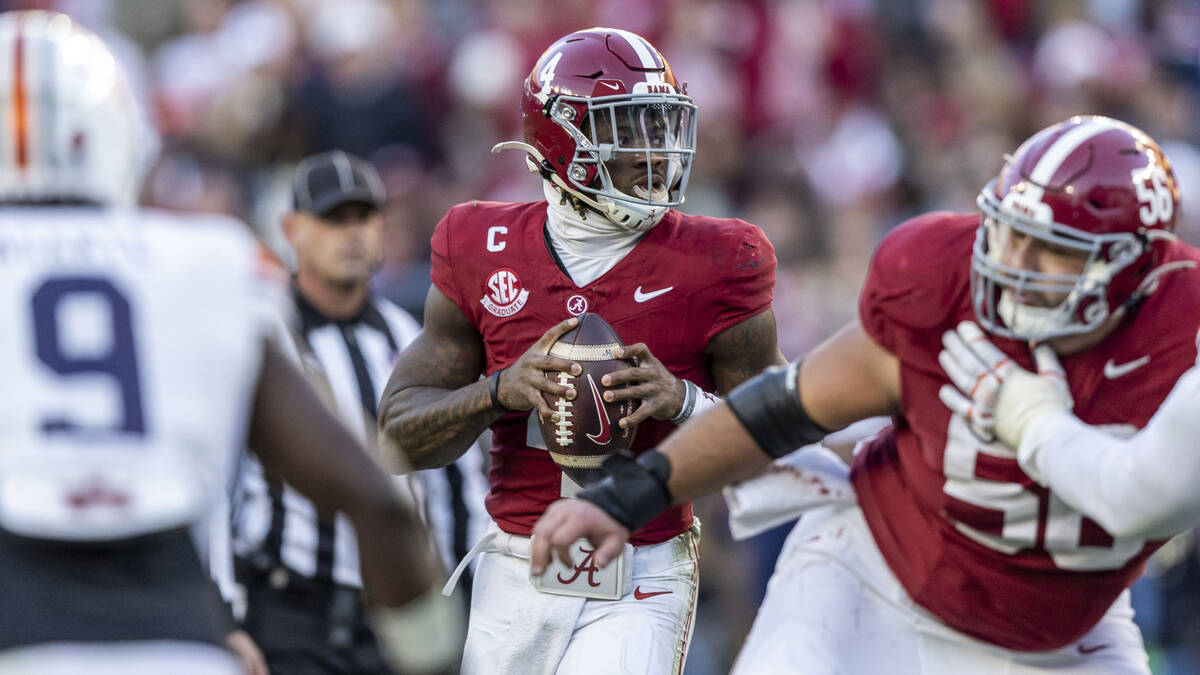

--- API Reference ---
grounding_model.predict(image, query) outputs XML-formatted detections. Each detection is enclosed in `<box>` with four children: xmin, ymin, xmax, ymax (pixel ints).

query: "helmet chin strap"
<box><xmin>997</xmin><ymin>291</ymin><xmax>1073</xmax><ymax>337</ymax></box>
<box><xmin>600</xmin><ymin>191</ymin><xmax>669</xmax><ymax>232</ymax></box>
<box><xmin>996</xmin><ymin>258</ymin><xmax>1115</xmax><ymax>338</ymax></box>
<box><xmin>492</xmin><ymin>141</ymin><xmax>669</xmax><ymax>232</ymax></box>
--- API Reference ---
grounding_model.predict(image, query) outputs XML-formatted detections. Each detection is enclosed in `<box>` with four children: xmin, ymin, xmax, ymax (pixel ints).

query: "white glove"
<box><xmin>938</xmin><ymin>322</ymin><xmax>1073</xmax><ymax>472</ymax></box>
<box><xmin>369</xmin><ymin>587</ymin><xmax>464</xmax><ymax>674</ymax></box>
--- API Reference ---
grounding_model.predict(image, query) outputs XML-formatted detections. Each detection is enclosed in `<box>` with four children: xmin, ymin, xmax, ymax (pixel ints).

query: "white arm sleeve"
<box><xmin>1023</xmin><ymin>364</ymin><xmax>1200</xmax><ymax>540</ymax></box>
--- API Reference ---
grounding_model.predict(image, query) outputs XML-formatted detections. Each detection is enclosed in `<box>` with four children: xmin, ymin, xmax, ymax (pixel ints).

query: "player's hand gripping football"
<box><xmin>602</xmin><ymin>343</ymin><xmax>685</xmax><ymax>429</ymax></box>
<box><xmin>494</xmin><ymin>318</ymin><xmax>583</xmax><ymax>420</ymax></box>
<box><xmin>530</xmin><ymin>498</ymin><xmax>629</xmax><ymax>575</ymax></box>
<box><xmin>937</xmin><ymin>321</ymin><xmax>1073</xmax><ymax>457</ymax></box>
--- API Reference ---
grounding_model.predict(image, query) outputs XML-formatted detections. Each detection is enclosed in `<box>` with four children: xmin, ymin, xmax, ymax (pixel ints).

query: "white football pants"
<box><xmin>0</xmin><ymin>641</ymin><xmax>240</xmax><ymax>674</ymax></box>
<box><xmin>458</xmin><ymin>519</ymin><xmax>700</xmax><ymax>675</ymax></box>
<box><xmin>734</xmin><ymin>505</ymin><xmax>1150</xmax><ymax>674</ymax></box>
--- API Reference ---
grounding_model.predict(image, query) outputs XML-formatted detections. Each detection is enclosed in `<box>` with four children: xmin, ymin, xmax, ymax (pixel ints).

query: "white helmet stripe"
<box><xmin>609</xmin><ymin>28</ymin><xmax>663</xmax><ymax>84</ymax></box>
<box><xmin>1028</xmin><ymin>118</ymin><xmax>1121</xmax><ymax>186</ymax></box>
<box><xmin>28</xmin><ymin>12</ymin><xmax>54</xmax><ymax>174</ymax></box>
<box><xmin>35</xmin><ymin>14</ymin><xmax>59</xmax><ymax>172</ymax></box>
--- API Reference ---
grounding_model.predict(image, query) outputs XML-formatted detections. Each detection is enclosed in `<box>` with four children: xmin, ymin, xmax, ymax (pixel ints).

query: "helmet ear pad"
<box><xmin>0</xmin><ymin>11</ymin><xmax>158</xmax><ymax>206</ymax></box>
<box><xmin>522</xmin><ymin>92</ymin><xmax>592</xmax><ymax>189</ymax></box>
<box><xmin>971</xmin><ymin>116</ymin><xmax>1178</xmax><ymax>341</ymax></box>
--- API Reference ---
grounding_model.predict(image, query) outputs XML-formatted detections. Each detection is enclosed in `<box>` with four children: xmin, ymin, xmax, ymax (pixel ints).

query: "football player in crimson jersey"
<box><xmin>0</xmin><ymin>12</ymin><xmax>456</xmax><ymax>675</ymax></box>
<box><xmin>531</xmin><ymin>115</ymin><xmax>1200</xmax><ymax>673</ymax></box>
<box><xmin>379</xmin><ymin>27</ymin><xmax>784</xmax><ymax>674</ymax></box>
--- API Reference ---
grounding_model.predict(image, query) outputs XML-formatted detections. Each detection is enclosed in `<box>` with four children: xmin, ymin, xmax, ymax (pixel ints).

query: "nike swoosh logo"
<box><xmin>1077</xmin><ymin>643</ymin><xmax>1109</xmax><ymax>654</ymax></box>
<box><xmin>585</xmin><ymin>373</ymin><xmax>611</xmax><ymax>444</ymax></box>
<box><xmin>599</xmin><ymin>81</ymin><xmax>620</xmax><ymax>90</ymax></box>
<box><xmin>633</xmin><ymin>586</ymin><xmax>673</xmax><ymax>600</ymax></box>
<box><xmin>634</xmin><ymin>286</ymin><xmax>674</xmax><ymax>303</ymax></box>
<box><xmin>1103</xmin><ymin>355</ymin><xmax>1150</xmax><ymax>379</ymax></box>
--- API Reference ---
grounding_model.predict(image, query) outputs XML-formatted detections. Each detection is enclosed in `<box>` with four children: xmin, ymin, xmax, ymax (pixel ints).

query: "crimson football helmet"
<box><xmin>494</xmin><ymin>28</ymin><xmax>697</xmax><ymax>231</ymax></box>
<box><xmin>973</xmin><ymin>115</ymin><xmax>1180</xmax><ymax>340</ymax></box>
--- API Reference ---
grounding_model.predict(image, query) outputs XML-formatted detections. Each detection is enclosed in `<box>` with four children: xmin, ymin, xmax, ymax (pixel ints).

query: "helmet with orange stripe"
<box><xmin>0</xmin><ymin>11</ymin><xmax>157</xmax><ymax>206</ymax></box>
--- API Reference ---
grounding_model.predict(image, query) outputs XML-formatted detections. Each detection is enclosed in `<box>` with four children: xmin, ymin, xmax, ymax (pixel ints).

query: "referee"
<box><xmin>233</xmin><ymin>151</ymin><xmax>488</xmax><ymax>674</ymax></box>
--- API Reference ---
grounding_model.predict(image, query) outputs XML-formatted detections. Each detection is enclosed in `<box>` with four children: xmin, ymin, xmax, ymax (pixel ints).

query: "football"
<box><xmin>538</xmin><ymin>313</ymin><xmax>639</xmax><ymax>487</ymax></box>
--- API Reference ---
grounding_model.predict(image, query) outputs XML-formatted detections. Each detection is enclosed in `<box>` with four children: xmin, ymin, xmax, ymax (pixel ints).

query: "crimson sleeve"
<box><xmin>704</xmin><ymin>222</ymin><xmax>777</xmax><ymax>344</ymax></box>
<box><xmin>429</xmin><ymin>207</ymin><xmax>463</xmax><ymax>308</ymax></box>
<box><xmin>858</xmin><ymin>212</ymin><xmax>972</xmax><ymax>354</ymax></box>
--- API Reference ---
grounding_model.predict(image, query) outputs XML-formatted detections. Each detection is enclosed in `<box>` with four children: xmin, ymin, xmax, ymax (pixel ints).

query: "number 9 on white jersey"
<box><xmin>0</xmin><ymin>208</ymin><xmax>285</xmax><ymax>542</ymax></box>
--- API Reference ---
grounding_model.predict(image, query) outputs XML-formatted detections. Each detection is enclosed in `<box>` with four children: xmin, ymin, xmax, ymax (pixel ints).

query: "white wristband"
<box><xmin>669</xmin><ymin>379</ymin><xmax>720</xmax><ymax>425</ymax></box>
<box><xmin>369</xmin><ymin>587</ymin><xmax>464</xmax><ymax>674</ymax></box>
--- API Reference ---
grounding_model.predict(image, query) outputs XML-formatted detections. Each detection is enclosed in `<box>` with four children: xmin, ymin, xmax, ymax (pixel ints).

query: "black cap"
<box><xmin>291</xmin><ymin>150</ymin><xmax>385</xmax><ymax>217</ymax></box>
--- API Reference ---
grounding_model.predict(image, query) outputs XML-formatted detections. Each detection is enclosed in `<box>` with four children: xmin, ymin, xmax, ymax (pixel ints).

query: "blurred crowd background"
<box><xmin>7</xmin><ymin>0</ymin><xmax>1200</xmax><ymax>672</ymax></box>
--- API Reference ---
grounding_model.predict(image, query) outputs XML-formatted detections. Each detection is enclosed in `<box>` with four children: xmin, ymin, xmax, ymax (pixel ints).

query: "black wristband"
<box><xmin>578</xmin><ymin>450</ymin><xmax>673</xmax><ymax>533</ymax></box>
<box><xmin>489</xmin><ymin>369</ymin><xmax>511</xmax><ymax>412</ymax></box>
<box><xmin>725</xmin><ymin>359</ymin><xmax>831</xmax><ymax>459</ymax></box>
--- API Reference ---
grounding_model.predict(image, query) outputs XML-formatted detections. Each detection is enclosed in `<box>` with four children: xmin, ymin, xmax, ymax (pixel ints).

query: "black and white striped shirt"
<box><xmin>233</xmin><ymin>288</ymin><xmax>488</xmax><ymax>589</ymax></box>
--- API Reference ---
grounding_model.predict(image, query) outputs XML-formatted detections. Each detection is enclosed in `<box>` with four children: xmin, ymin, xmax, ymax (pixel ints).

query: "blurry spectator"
<box><xmin>292</xmin><ymin>0</ymin><xmax>437</xmax><ymax>160</ymax></box>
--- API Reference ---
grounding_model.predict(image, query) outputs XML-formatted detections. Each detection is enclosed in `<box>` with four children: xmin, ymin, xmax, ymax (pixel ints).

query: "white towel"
<box><xmin>723</xmin><ymin>444</ymin><xmax>855</xmax><ymax>540</ymax></box>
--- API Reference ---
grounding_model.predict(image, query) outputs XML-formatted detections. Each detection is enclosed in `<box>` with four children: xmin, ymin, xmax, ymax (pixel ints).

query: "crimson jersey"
<box><xmin>431</xmin><ymin>200</ymin><xmax>776</xmax><ymax>545</ymax></box>
<box><xmin>853</xmin><ymin>211</ymin><xmax>1200</xmax><ymax>651</ymax></box>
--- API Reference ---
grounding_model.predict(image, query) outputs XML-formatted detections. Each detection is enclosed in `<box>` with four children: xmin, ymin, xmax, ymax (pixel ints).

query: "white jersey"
<box><xmin>0</xmin><ymin>207</ymin><xmax>281</xmax><ymax>542</ymax></box>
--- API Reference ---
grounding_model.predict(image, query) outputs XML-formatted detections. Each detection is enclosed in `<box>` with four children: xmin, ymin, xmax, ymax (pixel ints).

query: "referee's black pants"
<box><xmin>239</xmin><ymin>563</ymin><xmax>394</xmax><ymax>675</ymax></box>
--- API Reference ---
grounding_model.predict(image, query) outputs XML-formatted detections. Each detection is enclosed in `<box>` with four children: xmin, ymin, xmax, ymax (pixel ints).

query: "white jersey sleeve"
<box><xmin>1023</xmin><ymin>363</ymin><xmax>1200</xmax><ymax>540</ymax></box>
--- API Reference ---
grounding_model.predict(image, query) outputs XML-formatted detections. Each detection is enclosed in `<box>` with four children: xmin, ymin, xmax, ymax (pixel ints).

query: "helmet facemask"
<box><xmin>549</xmin><ymin>92</ymin><xmax>696</xmax><ymax>231</ymax></box>
<box><xmin>972</xmin><ymin>181</ymin><xmax>1147</xmax><ymax>341</ymax></box>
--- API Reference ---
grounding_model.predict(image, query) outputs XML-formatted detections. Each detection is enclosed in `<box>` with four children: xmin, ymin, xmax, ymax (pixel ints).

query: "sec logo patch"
<box><xmin>481</xmin><ymin>268</ymin><xmax>529</xmax><ymax>317</ymax></box>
